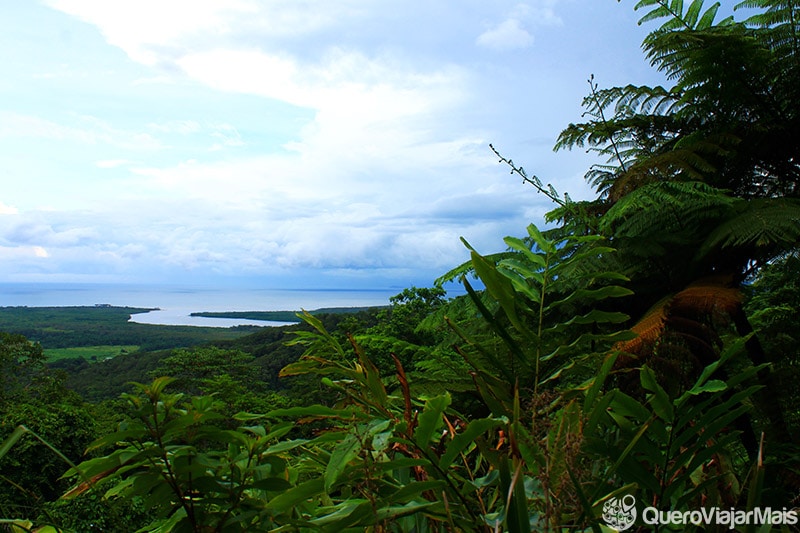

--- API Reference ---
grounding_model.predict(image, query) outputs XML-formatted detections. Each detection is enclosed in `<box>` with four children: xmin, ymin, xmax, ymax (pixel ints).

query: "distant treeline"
<box><xmin>0</xmin><ymin>306</ymin><xmax>256</xmax><ymax>350</ymax></box>
<box><xmin>190</xmin><ymin>306</ymin><xmax>386</xmax><ymax>323</ymax></box>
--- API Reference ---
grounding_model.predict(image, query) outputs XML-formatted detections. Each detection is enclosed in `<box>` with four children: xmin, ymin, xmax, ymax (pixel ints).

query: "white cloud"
<box><xmin>147</xmin><ymin>120</ymin><xmax>202</xmax><ymax>134</ymax></box>
<box><xmin>96</xmin><ymin>159</ymin><xmax>134</xmax><ymax>168</ymax></box>
<box><xmin>145</xmin><ymin>120</ymin><xmax>245</xmax><ymax>151</ymax></box>
<box><xmin>476</xmin><ymin>2</ymin><xmax>564</xmax><ymax>51</ymax></box>
<box><xmin>477</xmin><ymin>18</ymin><xmax>534</xmax><ymax>50</ymax></box>
<box><xmin>0</xmin><ymin>111</ymin><xmax>161</xmax><ymax>150</ymax></box>
<box><xmin>44</xmin><ymin>0</ymin><xmax>368</xmax><ymax>67</ymax></box>
<box><xmin>12</xmin><ymin>0</ymin><xmax>644</xmax><ymax>287</ymax></box>
<box><xmin>0</xmin><ymin>245</ymin><xmax>49</xmax><ymax>261</ymax></box>
<box><xmin>4</xmin><ymin>219</ymin><xmax>100</xmax><ymax>248</ymax></box>
<box><xmin>44</xmin><ymin>0</ymin><xmax>256</xmax><ymax>65</ymax></box>
<box><xmin>41</xmin><ymin>0</ymin><xmax>477</xmax><ymax>211</ymax></box>
<box><xmin>44</xmin><ymin>0</ymin><xmax>470</xmax><ymax>164</ymax></box>
<box><xmin>0</xmin><ymin>202</ymin><xmax>18</xmax><ymax>215</ymax></box>
<box><xmin>174</xmin><ymin>46</ymin><xmax>465</xmax><ymax>123</ymax></box>
<box><xmin>209</xmin><ymin>125</ymin><xmax>244</xmax><ymax>151</ymax></box>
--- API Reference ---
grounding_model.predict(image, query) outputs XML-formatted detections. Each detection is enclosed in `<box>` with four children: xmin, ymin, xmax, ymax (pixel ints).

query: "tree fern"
<box><xmin>556</xmin><ymin>0</ymin><xmax>800</xmax><ymax>204</ymax></box>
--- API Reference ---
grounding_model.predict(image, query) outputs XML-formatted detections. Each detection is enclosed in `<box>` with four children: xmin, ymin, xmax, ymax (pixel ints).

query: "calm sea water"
<box><xmin>0</xmin><ymin>283</ymin><xmax>399</xmax><ymax>327</ymax></box>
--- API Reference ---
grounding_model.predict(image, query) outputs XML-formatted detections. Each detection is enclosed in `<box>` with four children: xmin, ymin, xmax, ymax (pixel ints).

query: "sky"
<box><xmin>0</xmin><ymin>0</ymin><xmax>669</xmax><ymax>290</ymax></box>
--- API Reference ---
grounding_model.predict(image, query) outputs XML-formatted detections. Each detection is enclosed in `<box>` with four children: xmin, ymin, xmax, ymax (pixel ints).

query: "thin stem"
<box><xmin>534</xmin><ymin>251</ymin><xmax>550</xmax><ymax>397</ymax></box>
<box><xmin>489</xmin><ymin>144</ymin><xmax>566</xmax><ymax>207</ymax></box>
<box><xmin>587</xmin><ymin>75</ymin><xmax>629</xmax><ymax>175</ymax></box>
<box><xmin>148</xmin><ymin>397</ymin><xmax>198</xmax><ymax>532</ymax></box>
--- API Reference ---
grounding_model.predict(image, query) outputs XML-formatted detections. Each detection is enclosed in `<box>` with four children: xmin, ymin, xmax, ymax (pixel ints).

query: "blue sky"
<box><xmin>0</xmin><ymin>1</ymin><xmax>668</xmax><ymax>289</ymax></box>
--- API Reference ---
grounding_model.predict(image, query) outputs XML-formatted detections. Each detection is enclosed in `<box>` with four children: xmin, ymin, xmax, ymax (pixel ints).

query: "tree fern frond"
<box><xmin>545</xmin><ymin>199</ymin><xmax>609</xmax><ymax>228</ymax></box>
<box><xmin>697</xmin><ymin>2</ymin><xmax>727</xmax><ymax>29</ymax></box>
<box><xmin>587</xmin><ymin>84</ymin><xmax>679</xmax><ymax>116</ymax></box>
<box><xmin>736</xmin><ymin>0</ymin><xmax>800</xmax><ymax>61</ymax></box>
<box><xmin>603</xmin><ymin>131</ymin><xmax>738</xmax><ymax>200</ymax></box>
<box><xmin>620</xmin><ymin>146</ymin><xmax>715</xmax><ymax>182</ymax></box>
<box><xmin>671</xmin><ymin>275</ymin><xmax>743</xmax><ymax>315</ymax></box>
<box><xmin>685</xmin><ymin>0</ymin><xmax>705</xmax><ymax>28</ymax></box>
<box><xmin>602</xmin><ymin>167</ymin><xmax>660</xmax><ymax>200</ymax></box>
<box><xmin>600</xmin><ymin>181</ymin><xmax>735</xmax><ymax>237</ymax></box>
<box><xmin>555</xmin><ymin>120</ymin><xmax>623</xmax><ymax>151</ymax></box>
<box><xmin>636</xmin><ymin>0</ymin><xmax>689</xmax><ymax>29</ymax></box>
<box><xmin>634</xmin><ymin>0</ymin><xmax>728</xmax><ymax>31</ymax></box>
<box><xmin>584</xmin><ymin>167</ymin><xmax>618</xmax><ymax>193</ymax></box>
<box><xmin>555</xmin><ymin>115</ymin><xmax>678</xmax><ymax>184</ymax></box>
<box><xmin>617</xmin><ymin>295</ymin><xmax>671</xmax><ymax>355</ymax></box>
<box><xmin>700</xmin><ymin>198</ymin><xmax>800</xmax><ymax>252</ymax></box>
<box><xmin>616</xmin><ymin>85</ymin><xmax>682</xmax><ymax>115</ymax></box>
<box><xmin>643</xmin><ymin>24</ymin><xmax>760</xmax><ymax>86</ymax></box>
<box><xmin>616</xmin><ymin>277</ymin><xmax>740</xmax><ymax>361</ymax></box>
<box><xmin>557</xmin><ymin>104</ymin><xmax>740</xmax><ymax>198</ymax></box>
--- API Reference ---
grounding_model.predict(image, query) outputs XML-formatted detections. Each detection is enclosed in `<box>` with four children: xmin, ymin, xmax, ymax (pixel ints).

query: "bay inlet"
<box><xmin>0</xmin><ymin>284</ymin><xmax>399</xmax><ymax>328</ymax></box>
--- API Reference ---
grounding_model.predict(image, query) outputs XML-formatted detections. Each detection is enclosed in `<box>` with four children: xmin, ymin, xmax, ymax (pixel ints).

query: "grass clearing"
<box><xmin>44</xmin><ymin>345</ymin><xmax>140</xmax><ymax>362</ymax></box>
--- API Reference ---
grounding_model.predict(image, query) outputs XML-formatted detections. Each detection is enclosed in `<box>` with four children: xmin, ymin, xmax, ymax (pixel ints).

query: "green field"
<box><xmin>44</xmin><ymin>344</ymin><xmax>140</xmax><ymax>362</ymax></box>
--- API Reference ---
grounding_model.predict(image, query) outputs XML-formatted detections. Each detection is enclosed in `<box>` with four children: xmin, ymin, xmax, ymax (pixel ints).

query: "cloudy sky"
<box><xmin>0</xmin><ymin>1</ymin><xmax>667</xmax><ymax>290</ymax></box>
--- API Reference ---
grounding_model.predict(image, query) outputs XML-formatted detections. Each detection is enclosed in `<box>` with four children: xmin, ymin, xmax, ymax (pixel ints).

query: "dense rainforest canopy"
<box><xmin>2</xmin><ymin>1</ymin><xmax>800</xmax><ymax>531</ymax></box>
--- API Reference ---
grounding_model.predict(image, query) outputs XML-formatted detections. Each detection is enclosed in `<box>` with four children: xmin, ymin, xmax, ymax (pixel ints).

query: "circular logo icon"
<box><xmin>602</xmin><ymin>494</ymin><xmax>637</xmax><ymax>531</ymax></box>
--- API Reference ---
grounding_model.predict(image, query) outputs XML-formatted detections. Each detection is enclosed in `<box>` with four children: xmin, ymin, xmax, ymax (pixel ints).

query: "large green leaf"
<box><xmin>471</xmin><ymin>249</ymin><xmax>526</xmax><ymax>334</ymax></box>
<box><xmin>324</xmin><ymin>433</ymin><xmax>361</xmax><ymax>492</ymax></box>
<box><xmin>415</xmin><ymin>393</ymin><xmax>451</xmax><ymax>448</ymax></box>
<box><xmin>268</xmin><ymin>478</ymin><xmax>325</xmax><ymax>514</ymax></box>
<box><xmin>439</xmin><ymin>417</ymin><xmax>505</xmax><ymax>469</ymax></box>
<box><xmin>640</xmin><ymin>365</ymin><xmax>675</xmax><ymax>422</ymax></box>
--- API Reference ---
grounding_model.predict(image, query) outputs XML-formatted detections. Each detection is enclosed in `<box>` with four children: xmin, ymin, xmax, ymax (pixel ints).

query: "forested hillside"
<box><xmin>2</xmin><ymin>1</ymin><xmax>800</xmax><ymax>531</ymax></box>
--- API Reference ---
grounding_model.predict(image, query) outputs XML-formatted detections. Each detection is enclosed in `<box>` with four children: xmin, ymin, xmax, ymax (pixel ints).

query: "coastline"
<box><xmin>132</xmin><ymin>305</ymin><xmax>386</xmax><ymax>328</ymax></box>
<box><xmin>127</xmin><ymin>309</ymin><xmax>298</xmax><ymax>328</ymax></box>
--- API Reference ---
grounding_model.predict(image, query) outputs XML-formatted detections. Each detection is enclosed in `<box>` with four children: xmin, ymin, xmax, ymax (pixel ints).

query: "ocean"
<box><xmin>0</xmin><ymin>283</ymin><xmax>400</xmax><ymax>327</ymax></box>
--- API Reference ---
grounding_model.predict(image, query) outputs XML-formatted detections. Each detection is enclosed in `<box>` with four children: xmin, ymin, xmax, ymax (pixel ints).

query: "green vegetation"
<box><xmin>2</xmin><ymin>1</ymin><xmax>800</xmax><ymax>531</ymax></box>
